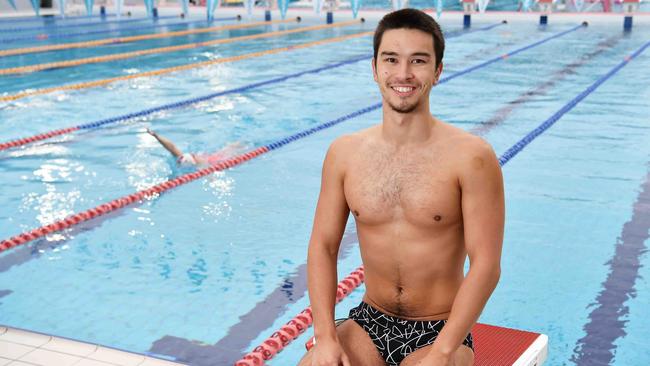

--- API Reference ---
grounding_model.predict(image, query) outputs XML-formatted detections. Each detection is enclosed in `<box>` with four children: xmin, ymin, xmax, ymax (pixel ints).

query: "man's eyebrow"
<box><xmin>379</xmin><ymin>51</ymin><xmax>432</xmax><ymax>57</ymax></box>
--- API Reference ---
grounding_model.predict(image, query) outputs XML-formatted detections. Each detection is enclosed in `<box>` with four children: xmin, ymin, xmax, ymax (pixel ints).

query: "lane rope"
<box><xmin>0</xmin><ymin>17</ymin><xmax>236</xmax><ymax>44</ymax></box>
<box><xmin>0</xmin><ymin>15</ymin><xmax>179</xmax><ymax>33</ymax></box>
<box><xmin>0</xmin><ymin>24</ymin><xmax>595</xmax><ymax>253</ymax></box>
<box><xmin>0</xmin><ymin>22</ymin><xmax>502</xmax><ymax>103</ymax></box>
<box><xmin>233</xmin><ymin>39</ymin><xmax>650</xmax><ymax>366</ymax></box>
<box><xmin>0</xmin><ymin>18</ymin><xmax>296</xmax><ymax>58</ymax></box>
<box><xmin>0</xmin><ymin>22</ymin><xmax>568</xmax><ymax>151</ymax></box>
<box><xmin>0</xmin><ymin>20</ymin><xmax>363</xmax><ymax>75</ymax></box>
<box><xmin>0</xmin><ymin>30</ymin><xmax>373</xmax><ymax>102</ymax></box>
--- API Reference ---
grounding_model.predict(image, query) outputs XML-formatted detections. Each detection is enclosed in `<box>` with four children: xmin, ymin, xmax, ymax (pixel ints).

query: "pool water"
<box><xmin>1</xmin><ymin>13</ymin><xmax>649</xmax><ymax>366</ymax></box>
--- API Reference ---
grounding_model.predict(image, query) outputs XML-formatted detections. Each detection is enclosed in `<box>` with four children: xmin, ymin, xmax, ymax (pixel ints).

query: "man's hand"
<box><xmin>311</xmin><ymin>338</ymin><xmax>351</xmax><ymax>366</ymax></box>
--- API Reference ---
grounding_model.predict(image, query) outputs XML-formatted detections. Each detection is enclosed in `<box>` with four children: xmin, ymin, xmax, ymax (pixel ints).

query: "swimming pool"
<box><xmin>1</xmin><ymin>10</ymin><xmax>649</xmax><ymax>366</ymax></box>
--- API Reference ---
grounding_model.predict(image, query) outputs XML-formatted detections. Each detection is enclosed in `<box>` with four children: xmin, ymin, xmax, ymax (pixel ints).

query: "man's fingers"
<box><xmin>341</xmin><ymin>353</ymin><xmax>351</xmax><ymax>366</ymax></box>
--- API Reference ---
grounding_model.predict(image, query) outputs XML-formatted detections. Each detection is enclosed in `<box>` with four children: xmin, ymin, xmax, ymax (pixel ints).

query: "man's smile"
<box><xmin>390</xmin><ymin>85</ymin><xmax>418</xmax><ymax>97</ymax></box>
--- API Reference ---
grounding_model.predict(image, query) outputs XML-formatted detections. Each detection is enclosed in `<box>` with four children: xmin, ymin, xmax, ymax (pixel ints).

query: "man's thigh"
<box><xmin>297</xmin><ymin>320</ymin><xmax>385</xmax><ymax>366</ymax></box>
<box><xmin>400</xmin><ymin>343</ymin><xmax>474</xmax><ymax>366</ymax></box>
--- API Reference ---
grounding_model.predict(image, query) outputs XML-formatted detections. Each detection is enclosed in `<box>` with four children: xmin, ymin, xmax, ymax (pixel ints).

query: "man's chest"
<box><xmin>343</xmin><ymin>152</ymin><xmax>462</xmax><ymax>226</ymax></box>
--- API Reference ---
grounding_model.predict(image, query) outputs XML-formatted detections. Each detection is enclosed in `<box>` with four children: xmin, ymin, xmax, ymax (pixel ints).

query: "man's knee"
<box><xmin>455</xmin><ymin>344</ymin><xmax>474</xmax><ymax>366</ymax></box>
<box><xmin>297</xmin><ymin>348</ymin><xmax>313</xmax><ymax>366</ymax></box>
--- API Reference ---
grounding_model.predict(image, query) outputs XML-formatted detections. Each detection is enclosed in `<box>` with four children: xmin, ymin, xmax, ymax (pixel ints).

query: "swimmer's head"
<box><xmin>177</xmin><ymin>153</ymin><xmax>197</xmax><ymax>166</ymax></box>
<box><xmin>373</xmin><ymin>9</ymin><xmax>445</xmax><ymax>69</ymax></box>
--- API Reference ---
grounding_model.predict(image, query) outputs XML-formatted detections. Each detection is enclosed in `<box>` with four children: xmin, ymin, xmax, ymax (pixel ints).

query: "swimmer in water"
<box><xmin>146</xmin><ymin>128</ymin><xmax>244</xmax><ymax>166</ymax></box>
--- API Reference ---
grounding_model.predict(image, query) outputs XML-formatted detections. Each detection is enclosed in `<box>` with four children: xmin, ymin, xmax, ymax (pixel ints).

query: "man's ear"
<box><xmin>372</xmin><ymin>58</ymin><xmax>378</xmax><ymax>82</ymax></box>
<box><xmin>433</xmin><ymin>62</ymin><xmax>444</xmax><ymax>85</ymax></box>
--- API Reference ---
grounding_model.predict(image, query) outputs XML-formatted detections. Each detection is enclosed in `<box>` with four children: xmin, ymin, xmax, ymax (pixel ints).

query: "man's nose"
<box><xmin>396</xmin><ymin>61</ymin><xmax>414</xmax><ymax>80</ymax></box>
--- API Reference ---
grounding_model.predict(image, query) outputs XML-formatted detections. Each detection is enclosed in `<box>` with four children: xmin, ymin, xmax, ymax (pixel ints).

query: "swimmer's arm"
<box><xmin>147</xmin><ymin>129</ymin><xmax>183</xmax><ymax>158</ymax></box>
<box><xmin>307</xmin><ymin>138</ymin><xmax>351</xmax><ymax>342</ymax></box>
<box><xmin>428</xmin><ymin>140</ymin><xmax>505</xmax><ymax>361</ymax></box>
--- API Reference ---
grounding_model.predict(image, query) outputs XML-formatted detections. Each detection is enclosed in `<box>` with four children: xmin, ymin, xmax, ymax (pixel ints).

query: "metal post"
<box><xmin>462</xmin><ymin>0</ymin><xmax>474</xmax><ymax>28</ymax></box>
<box><xmin>538</xmin><ymin>0</ymin><xmax>552</xmax><ymax>25</ymax></box>
<box><xmin>622</xmin><ymin>0</ymin><xmax>639</xmax><ymax>31</ymax></box>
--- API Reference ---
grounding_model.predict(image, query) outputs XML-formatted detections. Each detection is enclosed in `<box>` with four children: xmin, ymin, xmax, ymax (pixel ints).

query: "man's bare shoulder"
<box><xmin>438</xmin><ymin>121</ymin><xmax>500</xmax><ymax>173</ymax></box>
<box><xmin>327</xmin><ymin>125</ymin><xmax>378</xmax><ymax>157</ymax></box>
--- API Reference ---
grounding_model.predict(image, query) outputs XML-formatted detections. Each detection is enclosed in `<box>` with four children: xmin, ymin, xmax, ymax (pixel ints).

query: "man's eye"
<box><xmin>412</xmin><ymin>59</ymin><xmax>426</xmax><ymax>64</ymax></box>
<box><xmin>384</xmin><ymin>58</ymin><xmax>397</xmax><ymax>63</ymax></box>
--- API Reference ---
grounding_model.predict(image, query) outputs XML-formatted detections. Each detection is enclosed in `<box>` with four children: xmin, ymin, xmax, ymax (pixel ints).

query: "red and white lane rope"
<box><xmin>0</xmin><ymin>146</ymin><xmax>269</xmax><ymax>252</ymax></box>
<box><xmin>235</xmin><ymin>266</ymin><xmax>365</xmax><ymax>366</ymax></box>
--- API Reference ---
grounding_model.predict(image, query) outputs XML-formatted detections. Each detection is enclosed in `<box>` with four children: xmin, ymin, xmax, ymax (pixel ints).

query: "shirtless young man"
<box><xmin>300</xmin><ymin>9</ymin><xmax>504</xmax><ymax>366</ymax></box>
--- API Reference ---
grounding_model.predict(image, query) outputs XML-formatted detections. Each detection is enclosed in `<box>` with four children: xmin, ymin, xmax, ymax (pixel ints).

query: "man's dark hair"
<box><xmin>373</xmin><ymin>9</ymin><xmax>445</xmax><ymax>67</ymax></box>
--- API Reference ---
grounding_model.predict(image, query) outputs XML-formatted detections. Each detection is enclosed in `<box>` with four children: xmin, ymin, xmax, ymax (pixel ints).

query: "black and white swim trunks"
<box><xmin>348</xmin><ymin>301</ymin><xmax>474</xmax><ymax>365</ymax></box>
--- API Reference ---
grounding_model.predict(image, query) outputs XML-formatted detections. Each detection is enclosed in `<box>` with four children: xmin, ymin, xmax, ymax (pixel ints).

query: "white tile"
<box><xmin>19</xmin><ymin>348</ymin><xmax>81</xmax><ymax>366</ymax></box>
<box><xmin>0</xmin><ymin>340</ymin><xmax>34</xmax><ymax>360</ymax></box>
<box><xmin>0</xmin><ymin>329</ymin><xmax>50</xmax><ymax>348</ymax></box>
<box><xmin>7</xmin><ymin>362</ymin><xmax>38</xmax><ymax>366</ymax></box>
<box><xmin>72</xmin><ymin>359</ymin><xmax>115</xmax><ymax>366</ymax></box>
<box><xmin>138</xmin><ymin>357</ymin><xmax>185</xmax><ymax>366</ymax></box>
<box><xmin>0</xmin><ymin>357</ymin><xmax>12</xmax><ymax>366</ymax></box>
<box><xmin>41</xmin><ymin>338</ymin><xmax>97</xmax><ymax>357</ymax></box>
<box><xmin>87</xmin><ymin>347</ymin><xmax>144</xmax><ymax>366</ymax></box>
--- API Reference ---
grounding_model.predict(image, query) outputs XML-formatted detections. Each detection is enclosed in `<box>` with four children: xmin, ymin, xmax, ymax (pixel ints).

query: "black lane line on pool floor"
<box><xmin>571</xmin><ymin>169</ymin><xmax>650</xmax><ymax>365</ymax></box>
<box><xmin>149</xmin><ymin>228</ymin><xmax>360</xmax><ymax>365</ymax></box>
<box><xmin>470</xmin><ymin>34</ymin><xmax>623</xmax><ymax>136</ymax></box>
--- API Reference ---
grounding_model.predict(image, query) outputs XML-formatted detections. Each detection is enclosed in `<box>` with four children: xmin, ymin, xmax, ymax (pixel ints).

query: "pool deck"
<box><xmin>0</xmin><ymin>326</ymin><xmax>186</xmax><ymax>366</ymax></box>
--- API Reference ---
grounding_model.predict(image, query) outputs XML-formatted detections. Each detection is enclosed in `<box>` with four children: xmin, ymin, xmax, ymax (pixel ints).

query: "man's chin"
<box><xmin>389</xmin><ymin>102</ymin><xmax>418</xmax><ymax>114</ymax></box>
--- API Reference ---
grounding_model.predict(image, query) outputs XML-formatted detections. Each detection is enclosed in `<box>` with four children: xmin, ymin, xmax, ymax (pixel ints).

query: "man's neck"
<box><xmin>381</xmin><ymin>104</ymin><xmax>436</xmax><ymax>147</ymax></box>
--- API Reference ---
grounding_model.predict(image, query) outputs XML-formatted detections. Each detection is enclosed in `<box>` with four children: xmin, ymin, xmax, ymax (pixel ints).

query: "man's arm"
<box><xmin>428</xmin><ymin>138</ymin><xmax>505</xmax><ymax>362</ymax></box>
<box><xmin>307</xmin><ymin>137</ymin><xmax>351</xmax><ymax>352</ymax></box>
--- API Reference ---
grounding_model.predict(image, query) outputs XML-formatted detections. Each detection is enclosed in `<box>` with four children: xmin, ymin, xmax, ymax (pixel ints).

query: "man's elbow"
<box><xmin>308</xmin><ymin>238</ymin><xmax>340</xmax><ymax>260</ymax></box>
<box><xmin>471</xmin><ymin>261</ymin><xmax>501</xmax><ymax>287</ymax></box>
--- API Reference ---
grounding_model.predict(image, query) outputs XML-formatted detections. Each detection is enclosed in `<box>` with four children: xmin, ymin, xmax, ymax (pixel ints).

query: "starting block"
<box><xmin>305</xmin><ymin>323</ymin><xmax>549</xmax><ymax>366</ymax></box>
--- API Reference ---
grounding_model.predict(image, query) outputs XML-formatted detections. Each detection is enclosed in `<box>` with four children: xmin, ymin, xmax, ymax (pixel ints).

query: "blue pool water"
<box><xmin>1</xmin><ymin>13</ymin><xmax>649</xmax><ymax>366</ymax></box>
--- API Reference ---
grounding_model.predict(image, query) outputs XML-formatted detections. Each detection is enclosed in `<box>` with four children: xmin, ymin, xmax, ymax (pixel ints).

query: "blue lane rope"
<box><xmin>448</xmin><ymin>23</ymin><xmax>586</xmax><ymax>81</ymax></box>
<box><xmin>0</xmin><ymin>15</ymin><xmax>179</xmax><ymax>33</ymax></box>
<box><xmin>498</xmin><ymin>40</ymin><xmax>650</xmax><ymax>166</ymax></box>
<box><xmin>0</xmin><ymin>17</ymin><xmax>236</xmax><ymax>44</ymax></box>
<box><xmin>76</xmin><ymin>54</ymin><xmax>372</xmax><ymax>130</ymax></box>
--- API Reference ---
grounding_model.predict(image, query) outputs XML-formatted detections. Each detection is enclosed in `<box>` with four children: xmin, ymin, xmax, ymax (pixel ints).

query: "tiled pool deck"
<box><xmin>0</xmin><ymin>326</ymin><xmax>185</xmax><ymax>366</ymax></box>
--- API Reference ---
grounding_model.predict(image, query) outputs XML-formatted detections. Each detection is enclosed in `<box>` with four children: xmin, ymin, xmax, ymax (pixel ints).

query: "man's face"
<box><xmin>372</xmin><ymin>28</ymin><xmax>442</xmax><ymax>114</ymax></box>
